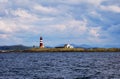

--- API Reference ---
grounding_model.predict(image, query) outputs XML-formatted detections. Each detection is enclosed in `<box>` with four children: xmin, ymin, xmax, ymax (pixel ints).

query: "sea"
<box><xmin>0</xmin><ymin>52</ymin><xmax>120</xmax><ymax>79</ymax></box>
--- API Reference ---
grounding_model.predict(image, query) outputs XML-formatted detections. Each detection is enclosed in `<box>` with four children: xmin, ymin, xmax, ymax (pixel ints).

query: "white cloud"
<box><xmin>86</xmin><ymin>0</ymin><xmax>105</xmax><ymax>5</ymax></box>
<box><xmin>0</xmin><ymin>34</ymin><xmax>9</xmax><ymax>39</ymax></box>
<box><xmin>89</xmin><ymin>27</ymin><xmax>100</xmax><ymax>38</ymax></box>
<box><xmin>90</xmin><ymin>11</ymin><xmax>101</xmax><ymax>17</ymax></box>
<box><xmin>0</xmin><ymin>19</ymin><xmax>33</xmax><ymax>34</ymax></box>
<box><xmin>46</xmin><ymin>19</ymin><xmax>88</xmax><ymax>37</ymax></box>
<box><xmin>34</xmin><ymin>4</ymin><xmax>58</xmax><ymax>14</ymax></box>
<box><xmin>87</xmin><ymin>27</ymin><xmax>102</xmax><ymax>42</ymax></box>
<box><xmin>40</xmin><ymin>17</ymin><xmax>54</xmax><ymax>21</ymax></box>
<box><xmin>52</xmin><ymin>24</ymin><xmax>66</xmax><ymax>32</ymax></box>
<box><xmin>28</xmin><ymin>18</ymin><xmax>88</xmax><ymax>37</ymax></box>
<box><xmin>0</xmin><ymin>0</ymin><xmax>8</xmax><ymax>3</ymax></box>
<box><xmin>0</xmin><ymin>19</ymin><xmax>35</xmax><ymax>44</ymax></box>
<box><xmin>13</xmin><ymin>9</ymin><xmax>32</xmax><ymax>18</ymax></box>
<box><xmin>0</xmin><ymin>20</ymin><xmax>15</xmax><ymax>33</ymax></box>
<box><xmin>49</xmin><ymin>0</ymin><xmax>105</xmax><ymax>6</ymax></box>
<box><xmin>0</xmin><ymin>0</ymin><xmax>119</xmax><ymax>46</ymax></box>
<box><xmin>66</xmin><ymin>19</ymin><xmax>87</xmax><ymax>34</ymax></box>
<box><xmin>11</xmin><ymin>9</ymin><xmax>38</xmax><ymax>21</ymax></box>
<box><xmin>100</xmin><ymin>5</ymin><xmax>120</xmax><ymax>13</ymax></box>
<box><xmin>90</xmin><ymin>11</ymin><xmax>104</xmax><ymax>21</ymax></box>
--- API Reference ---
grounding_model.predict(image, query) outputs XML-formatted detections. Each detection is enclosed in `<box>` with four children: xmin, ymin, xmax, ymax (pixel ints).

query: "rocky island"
<box><xmin>0</xmin><ymin>37</ymin><xmax>120</xmax><ymax>53</ymax></box>
<box><xmin>23</xmin><ymin>48</ymin><xmax>120</xmax><ymax>52</ymax></box>
<box><xmin>1</xmin><ymin>47</ymin><xmax>120</xmax><ymax>53</ymax></box>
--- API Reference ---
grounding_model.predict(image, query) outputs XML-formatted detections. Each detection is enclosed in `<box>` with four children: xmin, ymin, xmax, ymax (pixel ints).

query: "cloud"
<box><xmin>0</xmin><ymin>17</ymin><xmax>34</xmax><ymax>38</ymax></box>
<box><xmin>0</xmin><ymin>0</ymin><xmax>8</xmax><ymax>3</ymax></box>
<box><xmin>100</xmin><ymin>5</ymin><xmax>120</xmax><ymax>13</ymax></box>
<box><xmin>33</xmin><ymin>4</ymin><xmax>59</xmax><ymax>14</ymax></box>
<box><xmin>0</xmin><ymin>34</ymin><xmax>9</xmax><ymax>39</ymax></box>
<box><xmin>89</xmin><ymin>27</ymin><xmax>100</xmax><ymax>38</ymax></box>
<box><xmin>10</xmin><ymin>9</ymin><xmax>39</xmax><ymax>22</ymax></box>
<box><xmin>44</xmin><ymin>0</ymin><xmax>105</xmax><ymax>6</ymax></box>
<box><xmin>12</xmin><ymin>9</ymin><xmax>32</xmax><ymax>18</ymax></box>
<box><xmin>0</xmin><ymin>20</ymin><xmax>15</xmax><ymax>33</ymax></box>
<box><xmin>83</xmin><ymin>0</ymin><xmax>105</xmax><ymax>6</ymax></box>
<box><xmin>0</xmin><ymin>0</ymin><xmax>120</xmax><ymax>47</ymax></box>
<box><xmin>49</xmin><ymin>19</ymin><xmax>87</xmax><ymax>35</ymax></box>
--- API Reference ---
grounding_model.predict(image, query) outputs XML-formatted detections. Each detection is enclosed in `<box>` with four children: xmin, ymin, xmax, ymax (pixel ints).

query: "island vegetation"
<box><xmin>23</xmin><ymin>48</ymin><xmax>120</xmax><ymax>52</ymax></box>
<box><xmin>0</xmin><ymin>45</ymin><xmax>120</xmax><ymax>53</ymax></box>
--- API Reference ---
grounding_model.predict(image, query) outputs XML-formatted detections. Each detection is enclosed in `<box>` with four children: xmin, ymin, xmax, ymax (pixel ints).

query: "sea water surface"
<box><xmin>0</xmin><ymin>52</ymin><xmax>120</xmax><ymax>79</ymax></box>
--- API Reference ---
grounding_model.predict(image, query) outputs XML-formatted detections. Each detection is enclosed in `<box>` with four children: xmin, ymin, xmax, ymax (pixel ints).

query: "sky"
<box><xmin>0</xmin><ymin>0</ymin><xmax>120</xmax><ymax>47</ymax></box>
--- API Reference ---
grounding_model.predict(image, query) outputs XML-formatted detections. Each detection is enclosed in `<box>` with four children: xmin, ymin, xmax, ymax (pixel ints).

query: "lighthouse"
<box><xmin>40</xmin><ymin>36</ymin><xmax>44</xmax><ymax>48</ymax></box>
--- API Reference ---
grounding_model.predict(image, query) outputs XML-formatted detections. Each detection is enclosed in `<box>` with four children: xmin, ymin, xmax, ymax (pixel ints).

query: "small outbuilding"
<box><xmin>64</xmin><ymin>44</ymin><xmax>74</xmax><ymax>48</ymax></box>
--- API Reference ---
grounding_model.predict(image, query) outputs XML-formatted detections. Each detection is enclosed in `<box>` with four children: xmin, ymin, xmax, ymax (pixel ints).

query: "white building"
<box><xmin>64</xmin><ymin>44</ymin><xmax>74</xmax><ymax>48</ymax></box>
